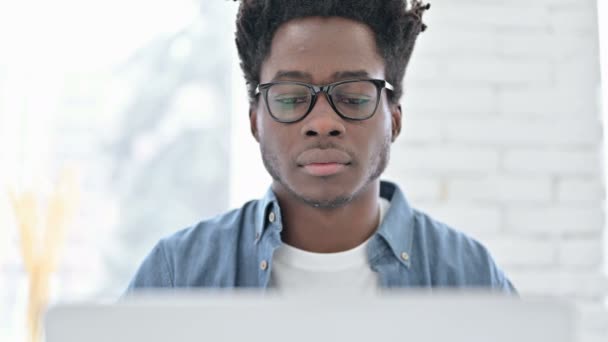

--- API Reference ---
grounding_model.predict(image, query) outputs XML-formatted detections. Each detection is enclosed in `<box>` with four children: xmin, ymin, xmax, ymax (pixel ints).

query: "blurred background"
<box><xmin>0</xmin><ymin>0</ymin><xmax>607</xmax><ymax>341</ymax></box>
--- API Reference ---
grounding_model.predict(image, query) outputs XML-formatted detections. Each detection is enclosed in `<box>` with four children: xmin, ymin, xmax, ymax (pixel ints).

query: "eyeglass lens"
<box><xmin>266</xmin><ymin>81</ymin><xmax>378</xmax><ymax>122</ymax></box>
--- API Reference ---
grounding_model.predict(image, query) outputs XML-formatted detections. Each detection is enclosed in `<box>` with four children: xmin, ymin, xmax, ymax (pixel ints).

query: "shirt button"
<box><xmin>255</xmin><ymin>232</ymin><xmax>261</xmax><ymax>241</ymax></box>
<box><xmin>260</xmin><ymin>260</ymin><xmax>268</xmax><ymax>271</ymax></box>
<box><xmin>401</xmin><ymin>252</ymin><xmax>410</xmax><ymax>262</ymax></box>
<box><xmin>268</xmin><ymin>212</ymin><xmax>276</xmax><ymax>223</ymax></box>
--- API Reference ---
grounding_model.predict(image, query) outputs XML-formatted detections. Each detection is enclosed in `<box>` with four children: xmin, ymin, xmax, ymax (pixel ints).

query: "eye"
<box><xmin>274</xmin><ymin>96</ymin><xmax>309</xmax><ymax>105</ymax></box>
<box><xmin>334</xmin><ymin>94</ymin><xmax>371</xmax><ymax>106</ymax></box>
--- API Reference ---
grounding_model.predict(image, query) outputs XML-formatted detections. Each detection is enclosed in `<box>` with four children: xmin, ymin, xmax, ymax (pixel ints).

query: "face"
<box><xmin>250</xmin><ymin>17</ymin><xmax>401</xmax><ymax>208</ymax></box>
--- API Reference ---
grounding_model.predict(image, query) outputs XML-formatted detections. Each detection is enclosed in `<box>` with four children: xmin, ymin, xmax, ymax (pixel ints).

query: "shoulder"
<box><xmin>410</xmin><ymin>208</ymin><xmax>516</xmax><ymax>292</ymax></box>
<box><xmin>411</xmin><ymin>209</ymin><xmax>488</xmax><ymax>263</ymax></box>
<box><xmin>125</xmin><ymin>200</ymin><xmax>260</xmax><ymax>291</ymax></box>
<box><xmin>162</xmin><ymin>203</ymin><xmax>251</xmax><ymax>255</ymax></box>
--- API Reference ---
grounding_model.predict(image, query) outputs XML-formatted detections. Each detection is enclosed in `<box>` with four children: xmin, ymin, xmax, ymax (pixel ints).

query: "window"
<box><xmin>0</xmin><ymin>1</ymin><xmax>237</xmax><ymax>339</ymax></box>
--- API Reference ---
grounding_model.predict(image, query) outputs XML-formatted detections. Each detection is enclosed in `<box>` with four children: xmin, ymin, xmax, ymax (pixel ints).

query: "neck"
<box><xmin>273</xmin><ymin>181</ymin><xmax>381</xmax><ymax>253</ymax></box>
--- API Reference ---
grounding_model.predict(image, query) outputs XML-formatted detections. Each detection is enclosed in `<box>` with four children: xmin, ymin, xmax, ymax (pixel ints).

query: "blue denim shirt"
<box><xmin>127</xmin><ymin>181</ymin><xmax>515</xmax><ymax>292</ymax></box>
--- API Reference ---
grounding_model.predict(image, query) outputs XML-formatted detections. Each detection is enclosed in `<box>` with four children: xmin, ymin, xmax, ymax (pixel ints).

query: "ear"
<box><xmin>249</xmin><ymin>106</ymin><xmax>260</xmax><ymax>142</ymax></box>
<box><xmin>390</xmin><ymin>104</ymin><xmax>402</xmax><ymax>142</ymax></box>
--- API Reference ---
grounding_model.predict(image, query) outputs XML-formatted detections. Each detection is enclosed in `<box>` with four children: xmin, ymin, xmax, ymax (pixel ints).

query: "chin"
<box><xmin>289</xmin><ymin>179</ymin><xmax>360</xmax><ymax>208</ymax></box>
<box><xmin>298</xmin><ymin>192</ymin><xmax>353</xmax><ymax>209</ymax></box>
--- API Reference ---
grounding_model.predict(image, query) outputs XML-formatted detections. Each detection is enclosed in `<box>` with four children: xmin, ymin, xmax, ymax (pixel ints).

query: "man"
<box><xmin>127</xmin><ymin>0</ymin><xmax>515</xmax><ymax>293</ymax></box>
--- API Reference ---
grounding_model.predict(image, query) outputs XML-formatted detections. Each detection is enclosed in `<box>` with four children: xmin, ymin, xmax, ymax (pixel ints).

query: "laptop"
<box><xmin>45</xmin><ymin>290</ymin><xmax>576</xmax><ymax>342</ymax></box>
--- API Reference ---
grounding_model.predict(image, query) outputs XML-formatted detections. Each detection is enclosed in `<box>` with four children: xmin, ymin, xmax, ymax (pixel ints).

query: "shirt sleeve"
<box><xmin>124</xmin><ymin>239</ymin><xmax>174</xmax><ymax>294</ymax></box>
<box><xmin>488</xmin><ymin>254</ymin><xmax>518</xmax><ymax>295</ymax></box>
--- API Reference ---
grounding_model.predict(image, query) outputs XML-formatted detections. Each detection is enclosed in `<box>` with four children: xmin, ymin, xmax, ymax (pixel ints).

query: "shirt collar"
<box><xmin>254</xmin><ymin>180</ymin><xmax>415</xmax><ymax>268</ymax></box>
<box><xmin>254</xmin><ymin>186</ymin><xmax>282</xmax><ymax>243</ymax></box>
<box><xmin>374</xmin><ymin>180</ymin><xmax>415</xmax><ymax>268</ymax></box>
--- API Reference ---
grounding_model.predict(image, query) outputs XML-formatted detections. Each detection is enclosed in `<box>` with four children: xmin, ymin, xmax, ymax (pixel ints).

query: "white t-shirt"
<box><xmin>269</xmin><ymin>198</ymin><xmax>391</xmax><ymax>294</ymax></box>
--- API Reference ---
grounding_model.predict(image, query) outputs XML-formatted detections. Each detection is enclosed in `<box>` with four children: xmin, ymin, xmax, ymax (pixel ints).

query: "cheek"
<box><xmin>371</xmin><ymin>108</ymin><xmax>393</xmax><ymax>141</ymax></box>
<box><xmin>259</xmin><ymin>115</ymin><xmax>294</xmax><ymax>159</ymax></box>
<box><xmin>363</xmin><ymin>112</ymin><xmax>392</xmax><ymax>159</ymax></box>
<box><xmin>378</xmin><ymin>100</ymin><xmax>394</xmax><ymax>131</ymax></box>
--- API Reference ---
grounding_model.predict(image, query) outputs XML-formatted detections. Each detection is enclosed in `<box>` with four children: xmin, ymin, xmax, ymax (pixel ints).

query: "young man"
<box><xmin>127</xmin><ymin>0</ymin><xmax>515</xmax><ymax>293</ymax></box>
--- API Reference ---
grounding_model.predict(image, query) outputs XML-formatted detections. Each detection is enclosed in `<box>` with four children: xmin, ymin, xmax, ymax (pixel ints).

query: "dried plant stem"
<box><xmin>9</xmin><ymin>168</ymin><xmax>79</xmax><ymax>342</ymax></box>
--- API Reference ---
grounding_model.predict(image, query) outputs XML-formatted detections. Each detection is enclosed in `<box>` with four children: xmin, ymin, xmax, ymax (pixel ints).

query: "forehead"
<box><xmin>259</xmin><ymin>16</ymin><xmax>386</xmax><ymax>84</ymax></box>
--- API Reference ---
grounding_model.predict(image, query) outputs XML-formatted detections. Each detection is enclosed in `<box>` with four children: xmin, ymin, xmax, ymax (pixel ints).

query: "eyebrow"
<box><xmin>332</xmin><ymin>70</ymin><xmax>371</xmax><ymax>80</ymax></box>
<box><xmin>271</xmin><ymin>70</ymin><xmax>372</xmax><ymax>83</ymax></box>
<box><xmin>273</xmin><ymin>70</ymin><xmax>313</xmax><ymax>81</ymax></box>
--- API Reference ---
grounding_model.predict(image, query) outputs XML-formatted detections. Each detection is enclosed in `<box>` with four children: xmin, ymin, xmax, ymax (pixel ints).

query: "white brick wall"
<box><xmin>391</xmin><ymin>146</ymin><xmax>500</xmax><ymax>174</ymax></box>
<box><xmin>414</xmin><ymin>203</ymin><xmax>503</xmax><ymax>236</ymax></box>
<box><xmin>558</xmin><ymin>179</ymin><xmax>605</xmax><ymax>203</ymax></box>
<box><xmin>503</xmin><ymin>149</ymin><xmax>601</xmax><ymax>175</ymax></box>
<box><xmin>447</xmin><ymin>176</ymin><xmax>553</xmax><ymax>203</ymax></box>
<box><xmin>505</xmin><ymin>206</ymin><xmax>604</xmax><ymax>235</ymax></box>
<box><xmin>559</xmin><ymin>238</ymin><xmax>604</xmax><ymax>269</ymax></box>
<box><xmin>388</xmin><ymin>0</ymin><xmax>607</xmax><ymax>340</ymax></box>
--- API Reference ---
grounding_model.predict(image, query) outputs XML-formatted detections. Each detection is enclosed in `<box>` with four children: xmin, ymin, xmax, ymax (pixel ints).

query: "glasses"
<box><xmin>255</xmin><ymin>79</ymin><xmax>394</xmax><ymax>123</ymax></box>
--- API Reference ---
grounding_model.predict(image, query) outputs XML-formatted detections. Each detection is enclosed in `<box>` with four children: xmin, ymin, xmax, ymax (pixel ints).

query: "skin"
<box><xmin>250</xmin><ymin>17</ymin><xmax>402</xmax><ymax>253</ymax></box>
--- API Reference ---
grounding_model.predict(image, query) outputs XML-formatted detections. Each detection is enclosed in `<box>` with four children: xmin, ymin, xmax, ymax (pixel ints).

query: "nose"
<box><xmin>300</xmin><ymin>94</ymin><xmax>346</xmax><ymax>138</ymax></box>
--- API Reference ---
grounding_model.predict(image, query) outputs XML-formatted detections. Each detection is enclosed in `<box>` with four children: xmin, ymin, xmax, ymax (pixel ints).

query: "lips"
<box><xmin>296</xmin><ymin>148</ymin><xmax>352</xmax><ymax>166</ymax></box>
<box><xmin>296</xmin><ymin>148</ymin><xmax>352</xmax><ymax>177</ymax></box>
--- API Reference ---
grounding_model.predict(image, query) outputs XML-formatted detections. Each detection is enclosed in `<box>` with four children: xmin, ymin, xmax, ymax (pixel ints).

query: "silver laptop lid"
<box><xmin>45</xmin><ymin>291</ymin><xmax>576</xmax><ymax>342</ymax></box>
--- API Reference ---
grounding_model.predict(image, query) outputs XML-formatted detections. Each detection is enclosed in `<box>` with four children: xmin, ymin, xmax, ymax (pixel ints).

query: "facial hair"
<box><xmin>260</xmin><ymin>133</ymin><xmax>391</xmax><ymax>209</ymax></box>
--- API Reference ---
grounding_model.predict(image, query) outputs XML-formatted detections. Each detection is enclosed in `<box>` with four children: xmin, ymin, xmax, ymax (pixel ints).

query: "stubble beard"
<box><xmin>261</xmin><ymin>136</ymin><xmax>391</xmax><ymax>209</ymax></box>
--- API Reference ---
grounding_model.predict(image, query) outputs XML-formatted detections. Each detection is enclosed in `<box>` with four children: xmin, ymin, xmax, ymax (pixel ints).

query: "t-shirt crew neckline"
<box><xmin>272</xmin><ymin>197</ymin><xmax>391</xmax><ymax>272</ymax></box>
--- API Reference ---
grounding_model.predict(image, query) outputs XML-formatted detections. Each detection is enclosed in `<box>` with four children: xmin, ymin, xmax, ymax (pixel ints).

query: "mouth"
<box><xmin>302</xmin><ymin>162</ymin><xmax>348</xmax><ymax>177</ymax></box>
<box><xmin>296</xmin><ymin>148</ymin><xmax>352</xmax><ymax>177</ymax></box>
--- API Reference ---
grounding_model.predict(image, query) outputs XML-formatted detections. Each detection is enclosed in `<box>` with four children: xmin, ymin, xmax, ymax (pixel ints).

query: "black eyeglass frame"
<box><xmin>255</xmin><ymin>79</ymin><xmax>394</xmax><ymax>124</ymax></box>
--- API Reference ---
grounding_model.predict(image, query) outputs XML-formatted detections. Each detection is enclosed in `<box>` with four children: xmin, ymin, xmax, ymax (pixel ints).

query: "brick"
<box><xmin>483</xmin><ymin>235</ymin><xmax>557</xmax><ymax>268</ymax></box>
<box><xmin>399</xmin><ymin>118</ymin><xmax>442</xmax><ymax>144</ymax></box>
<box><xmin>445</xmin><ymin>59</ymin><xmax>554</xmax><ymax>85</ymax></box>
<box><xmin>503</xmin><ymin>149</ymin><xmax>601</xmax><ymax>175</ymax></box>
<box><xmin>392</xmin><ymin>145</ymin><xmax>500</xmax><ymax>175</ymax></box>
<box><xmin>444</xmin><ymin>118</ymin><xmax>602</xmax><ymax>146</ymax></box>
<box><xmin>557</xmin><ymin>179</ymin><xmax>605</xmax><ymax>203</ymax></box>
<box><xmin>415</xmin><ymin>203</ymin><xmax>501</xmax><ymax>235</ymax></box>
<box><xmin>405</xmin><ymin>57</ymin><xmax>443</xmax><ymax>84</ymax></box>
<box><xmin>558</xmin><ymin>238</ymin><xmax>604</xmax><ymax>268</ymax></box>
<box><xmin>418</xmin><ymin>27</ymin><xmax>497</xmax><ymax>58</ymax></box>
<box><xmin>497</xmin><ymin>86</ymin><xmax>598</xmax><ymax>117</ymax></box>
<box><xmin>505</xmin><ymin>206</ymin><xmax>604</xmax><ymax>236</ymax></box>
<box><xmin>555</xmin><ymin>56</ymin><xmax>602</xmax><ymax>87</ymax></box>
<box><xmin>447</xmin><ymin>176</ymin><xmax>552</xmax><ymax>203</ymax></box>
<box><xmin>550</xmin><ymin>6</ymin><xmax>599</xmax><ymax>33</ymax></box>
<box><xmin>436</xmin><ymin>3</ymin><xmax>550</xmax><ymax>31</ymax></box>
<box><xmin>496</xmin><ymin>32</ymin><xmax>598</xmax><ymax>61</ymax></box>
<box><xmin>402</xmin><ymin>86</ymin><xmax>496</xmax><ymax>116</ymax></box>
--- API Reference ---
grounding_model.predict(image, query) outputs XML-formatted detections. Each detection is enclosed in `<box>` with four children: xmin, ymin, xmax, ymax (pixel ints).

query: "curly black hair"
<box><xmin>234</xmin><ymin>0</ymin><xmax>430</xmax><ymax>105</ymax></box>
